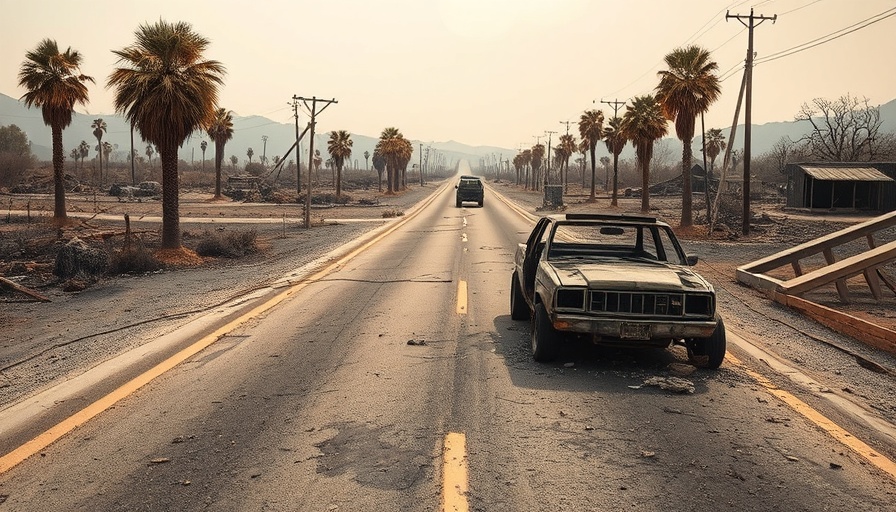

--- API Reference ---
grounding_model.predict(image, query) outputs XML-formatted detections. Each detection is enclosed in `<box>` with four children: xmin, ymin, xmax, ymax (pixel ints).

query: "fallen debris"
<box><xmin>643</xmin><ymin>376</ymin><xmax>695</xmax><ymax>394</ymax></box>
<box><xmin>0</xmin><ymin>275</ymin><xmax>51</xmax><ymax>302</ymax></box>
<box><xmin>406</xmin><ymin>339</ymin><xmax>426</xmax><ymax>346</ymax></box>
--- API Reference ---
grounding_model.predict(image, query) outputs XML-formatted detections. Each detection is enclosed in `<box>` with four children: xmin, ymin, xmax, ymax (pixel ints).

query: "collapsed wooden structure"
<box><xmin>736</xmin><ymin>210</ymin><xmax>896</xmax><ymax>354</ymax></box>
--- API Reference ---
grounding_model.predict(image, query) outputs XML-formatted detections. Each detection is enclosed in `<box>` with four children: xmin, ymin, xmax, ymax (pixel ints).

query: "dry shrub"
<box><xmin>195</xmin><ymin>229</ymin><xmax>258</xmax><ymax>258</ymax></box>
<box><xmin>54</xmin><ymin>237</ymin><xmax>109</xmax><ymax>279</ymax></box>
<box><xmin>382</xmin><ymin>208</ymin><xmax>404</xmax><ymax>218</ymax></box>
<box><xmin>111</xmin><ymin>239</ymin><xmax>160</xmax><ymax>274</ymax></box>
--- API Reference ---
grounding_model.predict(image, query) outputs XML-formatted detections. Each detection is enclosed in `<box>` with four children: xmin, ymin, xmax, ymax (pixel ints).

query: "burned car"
<box><xmin>510</xmin><ymin>213</ymin><xmax>725</xmax><ymax>368</ymax></box>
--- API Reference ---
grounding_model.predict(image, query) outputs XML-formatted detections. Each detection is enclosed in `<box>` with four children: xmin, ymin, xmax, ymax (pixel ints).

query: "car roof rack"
<box><xmin>563</xmin><ymin>213</ymin><xmax>658</xmax><ymax>223</ymax></box>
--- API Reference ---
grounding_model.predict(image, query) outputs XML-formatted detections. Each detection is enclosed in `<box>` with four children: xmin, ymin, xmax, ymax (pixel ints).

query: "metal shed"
<box><xmin>785</xmin><ymin>163</ymin><xmax>896</xmax><ymax>211</ymax></box>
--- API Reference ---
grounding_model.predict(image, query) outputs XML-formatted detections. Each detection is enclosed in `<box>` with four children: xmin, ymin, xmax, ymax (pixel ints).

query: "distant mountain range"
<box><xmin>2</xmin><ymin>91</ymin><xmax>895</xmax><ymax>168</ymax></box>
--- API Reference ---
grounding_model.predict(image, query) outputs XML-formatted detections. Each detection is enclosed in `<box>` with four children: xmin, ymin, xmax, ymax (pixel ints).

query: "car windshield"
<box><xmin>547</xmin><ymin>222</ymin><xmax>686</xmax><ymax>264</ymax></box>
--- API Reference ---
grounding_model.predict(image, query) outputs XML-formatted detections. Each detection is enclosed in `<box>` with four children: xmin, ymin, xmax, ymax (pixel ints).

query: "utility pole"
<box><xmin>559</xmin><ymin>120</ymin><xmax>573</xmax><ymax>136</ymax></box>
<box><xmin>294</xmin><ymin>95</ymin><xmax>337</xmax><ymax>229</ymax></box>
<box><xmin>261</xmin><ymin>135</ymin><xmax>268</xmax><ymax>169</ymax></box>
<box><xmin>544</xmin><ymin>130</ymin><xmax>556</xmax><ymax>186</ymax></box>
<box><xmin>291</xmin><ymin>98</ymin><xmax>302</xmax><ymax>194</ymax></box>
<box><xmin>727</xmin><ymin>8</ymin><xmax>776</xmax><ymax>236</ymax></box>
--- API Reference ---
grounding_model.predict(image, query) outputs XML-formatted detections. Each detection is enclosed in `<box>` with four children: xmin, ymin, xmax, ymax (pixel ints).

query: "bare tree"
<box><xmin>795</xmin><ymin>94</ymin><xmax>887</xmax><ymax>162</ymax></box>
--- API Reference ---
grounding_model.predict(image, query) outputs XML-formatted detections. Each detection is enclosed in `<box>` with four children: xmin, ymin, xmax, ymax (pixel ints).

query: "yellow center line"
<box><xmin>441</xmin><ymin>432</ymin><xmax>469</xmax><ymax>512</ymax></box>
<box><xmin>456</xmin><ymin>281</ymin><xmax>468</xmax><ymax>315</ymax></box>
<box><xmin>727</xmin><ymin>353</ymin><xmax>896</xmax><ymax>481</ymax></box>
<box><xmin>0</xmin><ymin>183</ymin><xmax>446</xmax><ymax>476</ymax></box>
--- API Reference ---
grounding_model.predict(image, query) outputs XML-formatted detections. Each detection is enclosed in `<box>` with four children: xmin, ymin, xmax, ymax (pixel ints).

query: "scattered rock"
<box><xmin>667</xmin><ymin>363</ymin><xmax>696</xmax><ymax>376</ymax></box>
<box><xmin>643</xmin><ymin>376</ymin><xmax>695</xmax><ymax>394</ymax></box>
<box><xmin>406</xmin><ymin>339</ymin><xmax>426</xmax><ymax>346</ymax></box>
<box><xmin>563</xmin><ymin>362</ymin><xmax>575</xmax><ymax>368</ymax></box>
<box><xmin>150</xmin><ymin>458</ymin><xmax>170</xmax><ymax>464</ymax></box>
<box><xmin>641</xmin><ymin>450</ymin><xmax>656</xmax><ymax>458</ymax></box>
<box><xmin>830</xmin><ymin>462</ymin><xmax>843</xmax><ymax>470</ymax></box>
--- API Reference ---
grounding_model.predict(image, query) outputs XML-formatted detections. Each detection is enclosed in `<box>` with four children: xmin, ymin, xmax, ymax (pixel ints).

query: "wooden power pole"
<box><xmin>727</xmin><ymin>8</ymin><xmax>776</xmax><ymax>236</ymax></box>
<box><xmin>294</xmin><ymin>95</ymin><xmax>337</xmax><ymax>229</ymax></box>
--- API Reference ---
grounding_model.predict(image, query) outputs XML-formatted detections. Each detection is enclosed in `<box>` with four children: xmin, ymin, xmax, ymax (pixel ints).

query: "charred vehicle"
<box><xmin>510</xmin><ymin>213</ymin><xmax>725</xmax><ymax>368</ymax></box>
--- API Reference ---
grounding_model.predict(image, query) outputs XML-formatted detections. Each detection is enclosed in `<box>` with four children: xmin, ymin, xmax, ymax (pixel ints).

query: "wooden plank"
<box><xmin>823</xmin><ymin>248</ymin><xmax>850</xmax><ymax>302</ymax></box>
<box><xmin>774</xmin><ymin>293</ymin><xmax>896</xmax><ymax>356</ymax></box>
<box><xmin>742</xmin><ymin>210</ymin><xmax>896</xmax><ymax>274</ymax></box>
<box><xmin>779</xmin><ymin>239</ymin><xmax>896</xmax><ymax>296</ymax></box>
<box><xmin>0</xmin><ymin>276</ymin><xmax>51</xmax><ymax>302</ymax></box>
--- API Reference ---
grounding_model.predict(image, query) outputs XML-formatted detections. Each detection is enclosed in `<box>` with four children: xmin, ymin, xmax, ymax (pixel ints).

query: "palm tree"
<box><xmin>69</xmin><ymin>147</ymin><xmax>79</xmax><ymax>169</ymax></box>
<box><xmin>376</xmin><ymin>127</ymin><xmax>405</xmax><ymax>194</ymax></box>
<box><xmin>91</xmin><ymin>118</ymin><xmax>107</xmax><ymax>185</ymax></box>
<box><xmin>603</xmin><ymin>117</ymin><xmax>627</xmax><ymax>206</ymax></box>
<box><xmin>102</xmin><ymin>142</ymin><xmax>113</xmax><ymax>177</ymax></box>
<box><xmin>79</xmin><ymin>140</ymin><xmax>90</xmax><ymax>171</ymax></box>
<box><xmin>327</xmin><ymin>130</ymin><xmax>353</xmax><ymax>197</ymax></box>
<box><xmin>656</xmin><ymin>45</ymin><xmax>721</xmax><ymax>227</ymax></box>
<box><xmin>704</xmin><ymin>127</ymin><xmax>726</xmax><ymax>175</ymax></box>
<box><xmin>18</xmin><ymin>39</ymin><xmax>94</xmax><ymax>222</ymax></box>
<box><xmin>530</xmin><ymin>144</ymin><xmax>545</xmax><ymax>191</ymax></box>
<box><xmin>108</xmin><ymin>20</ymin><xmax>225</xmax><ymax>249</ymax></box>
<box><xmin>145</xmin><ymin>144</ymin><xmax>154</xmax><ymax>167</ymax></box>
<box><xmin>207</xmin><ymin>108</ymin><xmax>234</xmax><ymax>199</ymax></box>
<box><xmin>520</xmin><ymin>149</ymin><xmax>532</xmax><ymax>189</ymax></box>
<box><xmin>578</xmin><ymin>109</ymin><xmax>604</xmax><ymax>201</ymax></box>
<box><xmin>363</xmin><ymin>150</ymin><xmax>370</xmax><ymax>171</ymax></box>
<box><xmin>230</xmin><ymin>154</ymin><xmax>238</xmax><ymax>170</ymax></box>
<box><xmin>372</xmin><ymin>149</ymin><xmax>386</xmax><ymax>192</ymax></box>
<box><xmin>557</xmin><ymin>133</ymin><xmax>577</xmax><ymax>192</ymax></box>
<box><xmin>246</xmin><ymin>147</ymin><xmax>254</xmax><ymax>165</ymax></box>
<box><xmin>200</xmin><ymin>140</ymin><xmax>207</xmax><ymax>172</ymax></box>
<box><xmin>599</xmin><ymin>155</ymin><xmax>611</xmax><ymax>191</ymax></box>
<box><xmin>620</xmin><ymin>95</ymin><xmax>668</xmax><ymax>213</ymax></box>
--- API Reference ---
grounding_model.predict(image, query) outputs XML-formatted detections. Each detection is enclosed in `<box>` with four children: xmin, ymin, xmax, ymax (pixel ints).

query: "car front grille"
<box><xmin>588</xmin><ymin>291</ymin><xmax>712</xmax><ymax>318</ymax></box>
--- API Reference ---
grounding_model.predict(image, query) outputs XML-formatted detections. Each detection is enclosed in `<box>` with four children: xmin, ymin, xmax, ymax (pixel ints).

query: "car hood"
<box><xmin>548</xmin><ymin>260</ymin><xmax>713</xmax><ymax>292</ymax></box>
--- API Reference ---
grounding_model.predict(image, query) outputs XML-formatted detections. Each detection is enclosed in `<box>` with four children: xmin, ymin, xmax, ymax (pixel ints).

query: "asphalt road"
<box><xmin>0</xmin><ymin>180</ymin><xmax>894</xmax><ymax>510</ymax></box>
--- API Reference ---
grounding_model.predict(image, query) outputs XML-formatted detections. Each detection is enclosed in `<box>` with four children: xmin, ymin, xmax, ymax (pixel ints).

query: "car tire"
<box><xmin>478</xmin><ymin>198</ymin><xmax>484</xmax><ymax>207</ymax></box>
<box><xmin>456</xmin><ymin>199</ymin><xmax>461</xmax><ymax>208</ymax></box>
<box><xmin>532</xmin><ymin>302</ymin><xmax>559</xmax><ymax>362</ymax></box>
<box><xmin>687</xmin><ymin>317</ymin><xmax>726</xmax><ymax>369</ymax></box>
<box><xmin>510</xmin><ymin>272</ymin><xmax>530</xmax><ymax>321</ymax></box>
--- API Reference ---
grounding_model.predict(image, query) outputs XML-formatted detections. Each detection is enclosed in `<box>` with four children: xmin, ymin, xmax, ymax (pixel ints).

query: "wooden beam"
<box><xmin>0</xmin><ymin>276</ymin><xmax>51</xmax><ymax>302</ymax></box>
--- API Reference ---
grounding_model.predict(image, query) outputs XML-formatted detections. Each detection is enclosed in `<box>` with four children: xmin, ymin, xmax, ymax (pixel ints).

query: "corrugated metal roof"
<box><xmin>800</xmin><ymin>166</ymin><xmax>894</xmax><ymax>182</ymax></box>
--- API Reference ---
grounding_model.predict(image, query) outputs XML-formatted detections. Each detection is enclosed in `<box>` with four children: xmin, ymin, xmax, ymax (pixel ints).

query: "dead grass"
<box><xmin>153</xmin><ymin>247</ymin><xmax>204</xmax><ymax>267</ymax></box>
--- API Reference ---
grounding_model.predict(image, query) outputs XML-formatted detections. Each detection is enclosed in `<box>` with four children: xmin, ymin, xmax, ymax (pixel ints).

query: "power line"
<box><xmin>755</xmin><ymin>6</ymin><xmax>896</xmax><ymax>65</ymax></box>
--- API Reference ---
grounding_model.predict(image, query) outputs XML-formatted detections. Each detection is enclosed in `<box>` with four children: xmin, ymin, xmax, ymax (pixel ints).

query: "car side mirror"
<box><xmin>686</xmin><ymin>254</ymin><xmax>699</xmax><ymax>266</ymax></box>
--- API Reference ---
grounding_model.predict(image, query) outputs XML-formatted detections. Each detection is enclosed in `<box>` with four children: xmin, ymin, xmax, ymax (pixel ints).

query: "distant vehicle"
<box><xmin>455</xmin><ymin>175</ymin><xmax>484</xmax><ymax>207</ymax></box>
<box><xmin>510</xmin><ymin>213</ymin><xmax>725</xmax><ymax>368</ymax></box>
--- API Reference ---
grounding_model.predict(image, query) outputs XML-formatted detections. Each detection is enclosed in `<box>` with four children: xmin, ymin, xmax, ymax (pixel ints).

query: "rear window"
<box><xmin>459</xmin><ymin>179</ymin><xmax>481</xmax><ymax>188</ymax></box>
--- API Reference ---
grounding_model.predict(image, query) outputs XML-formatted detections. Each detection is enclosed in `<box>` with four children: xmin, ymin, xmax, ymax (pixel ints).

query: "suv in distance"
<box><xmin>455</xmin><ymin>175</ymin><xmax>484</xmax><ymax>207</ymax></box>
<box><xmin>510</xmin><ymin>213</ymin><xmax>725</xmax><ymax>368</ymax></box>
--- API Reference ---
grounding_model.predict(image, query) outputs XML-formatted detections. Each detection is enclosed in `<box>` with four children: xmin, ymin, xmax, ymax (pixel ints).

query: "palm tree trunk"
<box><xmin>214</xmin><ymin>141</ymin><xmax>224</xmax><ymax>198</ymax></box>
<box><xmin>681</xmin><ymin>137</ymin><xmax>693</xmax><ymax>227</ymax></box>
<box><xmin>641</xmin><ymin>158</ymin><xmax>650</xmax><ymax>213</ymax></box>
<box><xmin>589</xmin><ymin>146</ymin><xmax>597</xmax><ymax>201</ymax></box>
<box><xmin>336</xmin><ymin>164</ymin><xmax>342</xmax><ymax>197</ymax></box>
<box><xmin>160</xmin><ymin>144</ymin><xmax>181</xmax><ymax>249</ymax></box>
<box><xmin>611</xmin><ymin>152</ymin><xmax>620</xmax><ymax>207</ymax></box>
<box><xmin>51</xmin><ymin>124</ymin><xmax>66</xmax><ymax>221</ymax></box>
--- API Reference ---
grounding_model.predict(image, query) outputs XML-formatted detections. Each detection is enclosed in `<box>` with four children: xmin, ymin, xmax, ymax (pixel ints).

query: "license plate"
<box><xmin>620</xmin><ymin>323</ymin><xmax>651</xmax><ymax>340</ymax></box>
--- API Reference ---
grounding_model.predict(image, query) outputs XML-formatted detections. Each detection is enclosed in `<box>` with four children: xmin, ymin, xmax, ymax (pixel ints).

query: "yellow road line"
<box><xmin>441</xmin><ymin>432</ymin><xmax>469</xmax><ymax>512</ymax></box>
<box><xmin>0</xmin><ymin>183</ymin><xmax>445</xmax><ymax>476</ymax></box>
<box><xmin>456</xmin><ymin>281</ymin><xmax>468</xmax><ymax>315</ymax></box>
<box><xmin>727</xmin><ymin>353</ymin><xmax>896</xmax><ymax>481</ymax></box>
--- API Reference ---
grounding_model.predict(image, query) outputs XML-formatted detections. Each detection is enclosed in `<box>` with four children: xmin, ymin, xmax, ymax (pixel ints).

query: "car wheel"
<box><xmin>687</xmin><ymin>317</ymin><xmax>727</xmax><ymax>369</ymax></box>
<box><xmin>478</xmin><ymin>198</ymin><xmax>484</xmax><ymax>207</ymax></box>
<box><xmin>456</xmin><ymin>199</ymin><xmax>461</xmax><ymax>208</ymax></box>
<box><xmin>510</xmin><ymin>272</ymin><xmax>530</xmax><ymax>321</ymax></box>
<box><xmin>532</xmin><ymin>302</ymin><xmax>559</xmax><ymax>362</ymax></box>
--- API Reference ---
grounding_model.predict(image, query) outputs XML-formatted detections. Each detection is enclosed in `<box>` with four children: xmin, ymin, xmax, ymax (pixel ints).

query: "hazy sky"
<box><xmin>2</xmin><ymin>0</ymin><xmax>895</xmax><ymax>149</ymax></box>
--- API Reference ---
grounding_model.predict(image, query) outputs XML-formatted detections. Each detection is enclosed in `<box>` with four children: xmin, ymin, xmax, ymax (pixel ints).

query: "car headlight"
<box><xmin>556</xmin><ymin>288</ymin><xmax>586</xmax><ymax>310</ymax></box>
